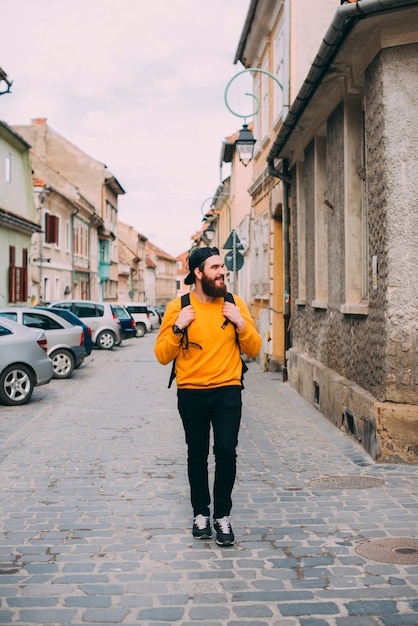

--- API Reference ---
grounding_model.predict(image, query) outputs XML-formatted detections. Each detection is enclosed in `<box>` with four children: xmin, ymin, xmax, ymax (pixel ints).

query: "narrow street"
<box><xmin>0</xmin><ymin>332</ymin><xmax>417</xmax><ymax>625</ymax></box>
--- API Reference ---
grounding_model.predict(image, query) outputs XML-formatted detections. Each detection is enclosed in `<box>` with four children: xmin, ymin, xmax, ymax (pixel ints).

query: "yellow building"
<box><xmin>234</xmin><ymin>0</ymin><xmax>337</xmax><ymax>374</ymax></box>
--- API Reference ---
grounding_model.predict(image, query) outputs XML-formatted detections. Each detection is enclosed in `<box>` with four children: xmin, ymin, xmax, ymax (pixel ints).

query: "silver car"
<box><xmin>123</xmin><ymin>302</ymin><xmax>152</xmax><ymax>337</ymax></box>
<box><xmin>0</xmin><ymin>307</ymin><xmax>86</xmax><ymax>379</ymax></box>
<box><xmin>0</xmin><ymin>317</ymin><xmax>53</xmax><ymax>406</ymax></box>
<box><xmin>51</xmin><ymin>300</ymin><xmax>122</xmax><ymax>350</ymax></box>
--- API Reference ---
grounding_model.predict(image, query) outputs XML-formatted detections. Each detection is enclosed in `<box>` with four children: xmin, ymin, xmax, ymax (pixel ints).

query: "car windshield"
<box><xmin>112</xmin><ymin>305</ymin><xmax>130</xmax><ymax>319</ymax></box>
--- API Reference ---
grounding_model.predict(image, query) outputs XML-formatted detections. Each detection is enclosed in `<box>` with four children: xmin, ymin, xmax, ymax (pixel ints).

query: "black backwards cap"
<box><xmin>184</xmin><ymin>247</ymin><xmax>220</xmax><ymax>285</ymax></box>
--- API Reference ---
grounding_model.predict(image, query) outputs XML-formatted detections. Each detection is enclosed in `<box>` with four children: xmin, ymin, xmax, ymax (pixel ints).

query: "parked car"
<box><xmin>123</xmin><ymin>302</ymin><xmax>152</xmax><ymax>337</ymax></box>
<box><xmin>37</xmin><ymin>306</ymin><xmax>94</xmax><ymax>356</ymax></box>
<box><xmin>147</xmin><ymin>306</ymin><xmax>161</xmax><ymax>330</ymax></box>
<box><xmin>111</xmin><ymin>304</ymin><xmax>137</xmax><ymax>341</ymax></box>
<box><xmin>155</xmin><ymin>305</ymin><xmax>166</xmax><ymax>320</ymax></box>
<box><xmin>0</xmin><ymin>317</ymin><xmax>53</xmax><ymax>406</ymax></box>
<box><xmin>51</xmin><ymin>300</ymin><xmax>122</xmax><ymax>350</ymax></box>
<box><xmin>0</xmin><ymin>307</ymin><xmax>85</xmax><ymax>379</ymax></box>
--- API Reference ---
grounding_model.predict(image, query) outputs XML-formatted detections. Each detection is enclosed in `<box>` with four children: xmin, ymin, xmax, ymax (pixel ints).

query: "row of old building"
<box><xmin>0</xmin><ymin>116</ymin><xmax>182</xmax><ymax>309</ymax></box>
<box><xmin>2</xmin><ymin>0</ymin><xmax>418</xmax><ymax>463</ymax></box>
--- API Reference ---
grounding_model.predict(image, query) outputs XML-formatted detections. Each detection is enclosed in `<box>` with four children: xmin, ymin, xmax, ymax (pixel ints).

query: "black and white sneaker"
<box><xmin>192</xmin><ymin>514</ymin><xmax>212</xmax><ymax>539</ymax></box>
<box><xmin>214</xmin><ymin>516</ymin><xmax>235</xmax><ymax>546</ymax></box>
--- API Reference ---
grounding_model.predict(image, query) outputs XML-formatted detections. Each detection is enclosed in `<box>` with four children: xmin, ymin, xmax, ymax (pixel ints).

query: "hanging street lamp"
<box><xmin>224</xmin><ymin>68</ymin><xmax>283</xmax><ymax>167</ymax></box>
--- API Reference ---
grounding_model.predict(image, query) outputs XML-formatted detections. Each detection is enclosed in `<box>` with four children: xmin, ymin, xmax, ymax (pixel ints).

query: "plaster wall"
<box><xmin>365</xmin><ymin>45</ymin><xmax>418</xmax><ymax>404</ymax></box>
<box><xmin>289</xmin><ymin>0</ymin><xmax>337</xmax><ymax>102</ymax></box>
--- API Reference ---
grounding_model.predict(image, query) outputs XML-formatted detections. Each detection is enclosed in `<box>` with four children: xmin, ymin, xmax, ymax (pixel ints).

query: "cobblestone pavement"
<box><xmin>0</xmin><ymin>332</ymin><xmax>417</xmax><ymax>626</ymax></box>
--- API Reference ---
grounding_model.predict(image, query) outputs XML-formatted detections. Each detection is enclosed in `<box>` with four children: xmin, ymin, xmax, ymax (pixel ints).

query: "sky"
<box><xmin>1</xmin><ymin>0</ymin><xmax>254</xmax><ymax>257</ymax></box>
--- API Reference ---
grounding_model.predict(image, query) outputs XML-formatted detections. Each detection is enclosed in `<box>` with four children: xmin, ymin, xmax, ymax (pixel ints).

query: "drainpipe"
<box><xmin>71</xmin><ymin>207</ymin><xmax>80</xmax><ymax>299</ymax></box>
<box><xmin>268</xmin><ymin>158</ymin><xmax>291</xmax><ymax>382</ymax></box>
<box><xmin>282</xmin><ymin>159</ymin><xmax>291</xmax><ymax>382</ymax></box>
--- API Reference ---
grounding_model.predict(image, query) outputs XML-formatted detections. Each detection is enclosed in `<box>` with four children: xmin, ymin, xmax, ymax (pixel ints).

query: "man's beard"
<box><xmin>201</xmin><ymin>272</ymin><xmax>227</xmax><ymax>298</ymax></box>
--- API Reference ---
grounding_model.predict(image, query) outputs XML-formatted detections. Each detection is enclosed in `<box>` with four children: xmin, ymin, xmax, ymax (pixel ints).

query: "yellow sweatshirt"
<box><xmin>154</xmin><ymin>292</ymin><xmax>262</xmax><ymax>389</ymax></box>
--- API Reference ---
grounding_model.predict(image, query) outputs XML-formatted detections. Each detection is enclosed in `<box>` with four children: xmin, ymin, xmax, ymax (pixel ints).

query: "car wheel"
<box><xmin>50</xmin><ymin>349</ymin><xmax>75</xmax><ymax>379</ymax></box>
<box><xmin>96</xmin><ymin>330</ymin><xmax>116</xmax><ymax>350</ymax></box>
<box><xmin>0</xmin><ymin>364</ymin><xmax>34</xmax><ymax>406</ymax></box>
<box><xmin>136</xmin><ymin>322</ymin><xmax>146</xmax><ymax>338</ymax></box>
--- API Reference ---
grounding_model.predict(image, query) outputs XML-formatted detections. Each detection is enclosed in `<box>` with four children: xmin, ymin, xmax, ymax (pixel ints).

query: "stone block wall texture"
<box><xmin>366</xmin><ymin>44</ymin><xmax>418</xmax><ymax>405</ymax></box>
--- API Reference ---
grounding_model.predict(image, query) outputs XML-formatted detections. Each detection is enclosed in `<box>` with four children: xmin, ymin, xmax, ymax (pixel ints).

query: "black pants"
<box><xmin>177</xmin><ymin>386</ymin><xmax>242</xmax><ymax>520</ymax></box>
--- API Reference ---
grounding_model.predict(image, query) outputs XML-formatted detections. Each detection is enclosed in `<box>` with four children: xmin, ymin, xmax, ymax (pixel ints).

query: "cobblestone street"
<box><xmin>0</xmin><ymin>332</ymin><xmax>417</xmax><ymax>625</ymax></box>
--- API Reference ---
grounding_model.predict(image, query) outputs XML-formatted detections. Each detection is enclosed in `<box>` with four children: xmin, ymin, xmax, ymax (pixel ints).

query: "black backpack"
<box><xmin>168</xmin><ymin>292</ymin><xmax>248</xmax><ymax>388</ymax></box>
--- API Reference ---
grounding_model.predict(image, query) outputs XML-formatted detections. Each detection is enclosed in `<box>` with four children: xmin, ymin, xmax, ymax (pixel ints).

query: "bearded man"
<box><xmin>154</xmin><ymin>247</ymin><xmax>261</xmax><ymax>546</ymax></box>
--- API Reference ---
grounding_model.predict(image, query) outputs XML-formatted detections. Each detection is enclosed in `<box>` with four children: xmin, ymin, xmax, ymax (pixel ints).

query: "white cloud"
<box><xmin>1</xmin><ymin>0</ymin><xmax>252</xmax><ymax>256</ymax></box>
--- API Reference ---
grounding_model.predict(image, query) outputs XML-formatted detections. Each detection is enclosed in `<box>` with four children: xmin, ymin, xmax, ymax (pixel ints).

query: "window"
<box><xmin>0</xmin><ymin>312</ymin><xmax>17</xmax><ymax>321</ymax></box>
<box><xmin>313</xmin><ymin>136</ymin><xmax>328</xmax><ymax>307</ymax></box>
<box><xmin>261</xmin><ymin>57</ymin><xmax>269</xmax><ymax>140</ymax></box>
<box><xmin>43</xmin><ymin>276</ymin><xmax>51</xmax><ymax>303</ymax></box>
<box><xmin>253</xmin><ymin>73</ymin><xmax>261</xmax><ymax>151</ymax></box>
<box><xmin>45</xmin><ymin>212</ymin><xmax>59</xmax><ymax>245</ymax></box>
<box><xmin>105</xmin><ymin>200</ymin><xmax>117</xmax><ymax>228</ymax></box>
<box><xmin>80</xmin><ymin>279</ymin><xmax>89</xmax><ymax>300</ymax></box>
<box><xmin>8</xmin><ymin>246</ymin><xmax>28</xmax><ymax>303</ymax></box>
<box><xmin>91</xmin><ymin>231</ymin><xmax>97</xmax><ymax>258</ymax></box>
<box><xmin>341</xmin><ymin>97</ymin><xmax>368</xmax><ymax>314</ymax></box>
<box><xmin>296</xmin><ymin>161</ymin><xmax>306</xmax><ymax>304</ymax></box>
<box><xmin>100</xmin><ymin>240</ymin><xmax>110</xmax><ymax>264</ymax></box>
<box><xmin>252</xmin><ymin>218</ymin><xmax>269</xmax><ymax>295</ymax></box>
<box><xmin>74</xmin><ymin>219</ymin><xmax>89</xmax><ymax>258</ymax></box>
<box><xmin>5</xmin><ymin>154</ymin><xmax>11</xmax><ymax>183</ymax></box>
<box><xmin>65</xmin><ymin>221</ymin><xmax>71</xmax><ymax>253</ymax></box>
<box><xmin>22</xmin><ymin>312</ymin><xmax>63</xmax><ymax>331</ymax></box>
<box><xmin>273</xmin><ymin>26</ymin><xmax>285</xmax><ymax>121</ymax></box>
<box><xmin>74</xmin><ymin>303</ymin><xmax>104</xmax><ymax>318</ymax></box>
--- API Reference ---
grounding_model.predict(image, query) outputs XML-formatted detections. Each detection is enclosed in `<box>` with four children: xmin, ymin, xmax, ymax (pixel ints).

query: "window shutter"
<box><xmin>9</xmin><ymin>246</ymin><xmax>16</xmax><ymax>302</ymax></box>
<box><xmin>21</xmin><ymin>248</ymin><xmax>28</xmax><ymax>301</ymax></box>
<box><xmin>45</xmin><ymin>213</ymin><xmax>59</xmax><ymax>244</ymax></box>
<box><xmin>45</xmin><ymin>213</ymin><xmax>51</xmax><ymax>243</ymax></box>
<box><xmin>52</xmin><ymin>215</ymin><xmax>59</xmax><ymax>244</ymax></box>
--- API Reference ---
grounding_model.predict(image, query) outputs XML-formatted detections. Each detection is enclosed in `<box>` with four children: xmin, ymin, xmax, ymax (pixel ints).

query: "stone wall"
<box><xmin>288</xmin><ymin>44</ymin><xmax>418</xmax><ymax>462</ymax></box>
<box><xmin>366</xmin><ymin>45</ymin><xmax>418</xmax><ymax>404</ymax></box>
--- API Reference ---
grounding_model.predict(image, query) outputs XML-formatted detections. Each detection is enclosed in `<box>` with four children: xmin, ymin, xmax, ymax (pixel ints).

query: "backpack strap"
<box><xmin>223</xmin><ymin>292</ymin><xmax>249</xmax><ymax>385</ymax></box>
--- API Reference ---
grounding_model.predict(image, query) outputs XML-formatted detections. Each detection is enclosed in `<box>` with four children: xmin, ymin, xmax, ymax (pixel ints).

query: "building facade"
<box><xmin>271</xmin><ymin>0</ymin><xmax>418</xmax><ymax>462</ymax></box>
<box><xmin>0</xmin><ymin>122</ymin><xmax>41</xmax><ymax>306</ymax></box>
<box><xmin>234</xmin><ymin>0</ymin><xmax>337</xmax><ymax>373</ymax></box>
<box><xmin>13</xmin><ymin>119</ymin><xmax>125</xmax><ymax>302</ymax></box>
<box><xmin>28</xmin><ymin>156</ymin><xmax>103</xmax><ymax>304</ymax></box>
<box><xmin>145</xmin><ymin>241</ymin><xmax>177</xmax><ymax>306</ymax></box>
<box><xmin>117</xmin><ymin>221</ymin><xmax>147</xmax><ymax>303</ymax></box>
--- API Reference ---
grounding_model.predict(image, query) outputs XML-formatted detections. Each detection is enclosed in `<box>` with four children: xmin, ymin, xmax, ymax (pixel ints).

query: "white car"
<box><xmin>0</xmin><ymin>307</ymin><xmax>86</xmax><ymax>379</ymax></box>
<box><xmin>0</xmin><ymin>317</ymin><xmax>53</xmax><ymax>406</ymax></box>
<box><xmin>123</xmin><ymin>302</ymin><xmax>152</xmax><ymax>337</ymax></box>
<box><xmin>51</xmin><ymin>300</ymin><xmax>122</xmax><ymax>349</ymax></box>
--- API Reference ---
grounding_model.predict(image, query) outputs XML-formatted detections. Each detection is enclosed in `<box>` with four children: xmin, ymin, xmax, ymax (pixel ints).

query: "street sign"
<box><xmin>224</xmin><ymin>250</ymin><xmax>244</xmax><ymax>271</ymax></box>
<box><xmin>223</xmin><ymin>230</ymin><xmax>244</xmax><ymax>250</ymax></box>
